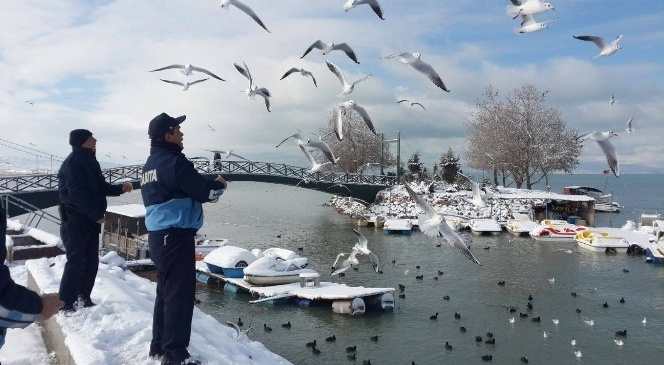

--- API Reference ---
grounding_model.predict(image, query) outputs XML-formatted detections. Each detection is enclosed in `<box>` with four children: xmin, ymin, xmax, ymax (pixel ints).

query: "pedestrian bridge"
<box><xmin>0</xmin><ymin>160</ymin><xmax>397</xmax><ymax>217</ymax></box>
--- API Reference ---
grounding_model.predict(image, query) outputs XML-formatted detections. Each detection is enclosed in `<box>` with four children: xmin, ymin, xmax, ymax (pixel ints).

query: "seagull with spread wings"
<box><xmin>385</xmin><ymin>52</ymin><xmax>449</xmax><ymax>92</ymax></box>
<box><xmin>333</xmin><ymin>100</ymin><xmax>376</xmax><ymax>141</ymax></box>
<box><xmin>220</xmin><ymin>0</ymin><xmax>270</xmax><ymax>33</ymax></box>
<box><xmin>206</xmin><ymin>149</ymin><xmax>250</xmax><ymax>161</ymax></box>
<box><xmin>234</xmin><ymin>62</ymin><xmax>272</xmax><ymax>112</ymax></box>
<box><xmin>331</xmin><ymin>229</ymin><xmax>380</xmax><ymax>276</ymax></box>
<box><xmin>150</xmin><ymin>64</ymin><xmax>225</xmax><ymax>81</ymax></box>
<box><xmin>397</xmin><ymin>99</ymin><xmax>426</xmax><ymax>110</ymax></box>
<box><xmin>506</xmin><ymin>0</ymin><xmax>555</xmax><ymax>19</ymax></box>
<box><xmin>579</xmin><ymin>131</ymin><xmax>620</xmax><ymax>177</ymax></box>
<box><xmin>160</xmin><ymin>78</ymin><xmax>209</xmax><ymax>91</ymax></box>
<box><xmin>301</xmin><ymin>40</ymin><xmax>360</xmax><ymax>64</ymax></box>
<box><xmin>343</xmin><ymin>0</ymin><xmax>384</xmax><ymax>20</ymax></box>
<box><xmin>573</xmin><ymin>34</ymin><xmax>623</xmax><ymax>58</ymax></box>
<box><xmin>457</xmin><ymin>173</ymin><xmax>487</xmax><ymax>208</ymax></box>
<box><xmin>280</xmin><ymin>67</ymin><xmax>317</xmax><ymax>87</ymax></box>
<box><xmin>326</xmin><ymin>61</ymin><xmax>370</xmax><ymax>96</ymax></box>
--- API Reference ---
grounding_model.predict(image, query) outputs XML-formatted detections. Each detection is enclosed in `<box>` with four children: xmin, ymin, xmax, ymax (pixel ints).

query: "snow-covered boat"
<box><xmin>203</xmin><ymin>246</ymin><xmax>257</xmax><ymax>278</ymax></box>
<box><xmin>243</xmin><ymin>255</ymin><xmax>317</xmax><ymax>286</ymax></box>
<box><xmin>575</xmin><ymin>230</ymin><xmax>630</xmax><ymax>253</ymax></box>
<box><xmin>194</xmin><ymin>237</ymin><xmax>230</xmax><ymax>260</ymax></box>
<box><xmin>444</xmin><ymin>215</ymin><xmax>468</xmax><ymax>231</ymax></box>
<box><xmin>645</xmin><ymin>221</ymin><xmax>664</xmax><ymax>264</ymax></box>
<box><xmin>469</xmin><ymin>219</ymin><xmax>502</xmax><ymax>236</ymax></box>
<box><xmin>506</xmin><ymin>219</ymin><xmax>540</xmax><ymax>237</ymax></box>
<box><xmin>383</xmin><ymin>219</ymin><xmax>413</xmax><ymax>234</ymax></box>
<box><xmin>530</xmin><ymin>222</ymin><xmax>588</xmax><ymax>242</ymax></box>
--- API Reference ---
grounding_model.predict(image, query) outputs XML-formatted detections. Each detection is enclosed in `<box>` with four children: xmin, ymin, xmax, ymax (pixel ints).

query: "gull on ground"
<box><xmin>220</xmin><ymin>0</ymin><xmax>270</xmax><ymax>33</ymax></box>
<box><xmin>206</xmin><ymin>149</ymin><xmax>249</xmax><ymax>161</ymax></box>
<box><xmin>326</xmin><ymin>61</ymin><xmax>370</xmax><ymax>96</ymax></box>
<box><xmin>385</xmin><ymin>52</ymin><xmax>449</xmax><ymax>92</ymax></box>
<box><xmin>234</xmin><ymin>62</ymin><xmax>272</xmax><ymax>112</ymax></box>
<box><xmin>160</xmin><ymin>78</ymin><xmax>209</xmax><ymax>91</ymax></box>
<box><xmin>343</xmin><ymin>0</ymin><xmax>384</xmax><ymax>20</ymax></box>
<box><xmin>331</xmin><ymin>229</ymin><xmax>380</xmax><ymax>276</ymax></box>
<box><xmin>507</xmin><ymin>0</ymin><xmax>555</xmax><ymax>19</ymax></box>
<box><xmin>397</xmin><ymin>99</ymin><xmax>426</xmax><ymax>110</ymax></box>
<box><xmin>458</xmin><ymin>173</ymin><xmax>487</xmax><ymax>208</ymax></box>
<box><xmin>573</xmin><ymin>34</ymin><xmax>623</xmax><ymax>58</ymax></box>
<box><xmin>516</xmin><ymin>13</ymin><xmax>552</xmax><ymax>34</ymax></box>
<box><xmin>333</xmin><ymin>100</ymin><xmax>376</xmax><ymax>141</ymax></box>
<box><xmin>404</xmin><ymin>183</ymin><xmax>481</xmax><ymax>265</ymax></box>
<box><xmin>579</xmin><ymin>130</ymin><xmax>620</xmax><ymax>177</ymax></box>
<box><xmin>301</xmin><ymin>40</ymin><xmax>360</xmax><ymax>64</ymax></box>
<box><xmin>280</xmin><ymin>67</ymin><xmax>317</xmax><ymax>87</ymax></box>
<box><xmin>150</xmin><ymin>64</ymin><xmax>225</xmax><ymax>81</ymax></box>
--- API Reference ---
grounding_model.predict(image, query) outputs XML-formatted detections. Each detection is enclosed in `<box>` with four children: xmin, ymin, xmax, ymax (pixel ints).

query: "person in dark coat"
<box><xmin>141</xmin><ymin>113</ymin><xmax>226</xmax><ymax>365</ymax></box>
<box><xmin>57</xmin><ymin>129</ymin><xmax>133</xmax><ymax>311</ymax></box>
<box><xmin>0</xmin><ymin>204</ymin><xmax>62</xmax><ymax>348</ymax></box>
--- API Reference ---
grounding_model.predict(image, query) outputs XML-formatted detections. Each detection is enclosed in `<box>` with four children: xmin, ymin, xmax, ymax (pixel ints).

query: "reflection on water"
<box><xmin>106</xmin><ymin>177</ymin><xmax>664</xmax><ymax>365</ymax></box>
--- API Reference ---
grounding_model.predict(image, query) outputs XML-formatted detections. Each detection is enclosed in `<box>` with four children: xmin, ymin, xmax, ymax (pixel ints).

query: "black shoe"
<box><xmin>83</xmin><ymin>299</ymin><xmax>96</xmax><ymax>308</ymax></box>
<box><xmin>161</xmin><ymin>357</ymin><xmax>201</xmax><ymax>365</ymax></box>
<box><xmin>60</xmin><ymin>303</ymin><xmax>76</xmax><ymax>313</ymax></box>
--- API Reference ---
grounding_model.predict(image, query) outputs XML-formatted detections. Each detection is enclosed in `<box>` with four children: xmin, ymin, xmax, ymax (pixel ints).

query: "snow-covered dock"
<box><xmin>196</xmin><ymin>262</ymin><xmax>395</xmax><ymax>315</ymax></box>
<box><xmin>23</xmin><ymin>256</ymin><xmax>292</xmax><ymax>365</ymax></box>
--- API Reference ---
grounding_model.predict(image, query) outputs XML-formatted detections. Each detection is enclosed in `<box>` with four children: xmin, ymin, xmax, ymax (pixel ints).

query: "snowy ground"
<box><xmin>0</xmin><ymin>265</ymin><xmax>52</xmax><ymax>365</ymax></box>
<box><xmin>24</xmin><ymin>256</ymin><xmax>292</xmax><ymax>365</ymax></box>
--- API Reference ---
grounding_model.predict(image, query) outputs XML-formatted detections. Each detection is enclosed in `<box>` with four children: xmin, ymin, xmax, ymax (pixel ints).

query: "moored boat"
<box><xmin>203</xmin><ymin>245</ymin><xmax>257</xmax><ymax>278</ymax></box>
<box><xmin>383</xmin><ymin>219</ymin><xmax>413</xmax><ymax>234</ymax></box>
<box><xmin>575</xmin><ymin>230</ymin><xmax>629</xmax><ymax>254</ymax></box>
<box><xmin>243</xmin><ymin>255</ymin><xmax>317</xmax><ymax>286</ymax></box>
<box><xmin>530</xmin><ymin>222</ymin><xmax>588</xmax><ymax>242</ymax></box>
<box><xmin>469</xmin><ymin>218</ymin><xmax>502</xmax><ymax>236</ymax></box>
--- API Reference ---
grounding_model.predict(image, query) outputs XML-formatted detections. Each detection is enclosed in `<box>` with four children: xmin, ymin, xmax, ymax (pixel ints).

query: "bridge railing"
<box><xmin>0</xmin><ymin>160</ymin><xmax>397</xmax><ymax>193</ymax></box>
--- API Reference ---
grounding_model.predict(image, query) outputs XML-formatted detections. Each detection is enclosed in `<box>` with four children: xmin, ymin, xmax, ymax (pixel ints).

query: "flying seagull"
<box><xmin>573</xmin><ymin>34</ymin><xmax>623</xmax><ymax>58</ymax></box>
<box><xmin>305</xmin><ymin>138</ymin><xmax>339</xmax><ymax>165</ymax></box>
<box><xmin>280</xmin><ymin>68</ymin><xmax>317</xmax><ymax>87</ymax></box>
<box><xmin>206</xmin><ymin>149</ymin><xmax>249</xmax><ymax>161</ymax></box>
<box><xmin>25</xmin><ymin>100</ymin><xmax>35</xmax><ymax>106</ymax></box>
<box><xmin>403</xmin><ymin>183</ymin><xmax>481</xmax><ymax>265</ymax></box>
<box><xmin>150</xmin><ymin>64</ymin><xmax>225</xmax><ymax>81</ymax></box>
<box><xmin>207</xmin><ymin>123</ymin><xmax>216</xmax><ymax>132</ymax></box>
<box><xmin>516</xmin><ymin>13</ymin><xmax>551</xmax><ymax>34</ymax></box>
<box><xmin>160</xmin><ymin>78</ymin><xmax>209</xmax><ymax>91</ymax></box>
<box><xmin>396</xmin><ymin>99</ymin><xmax>426</xmax><ymax>110</ymax></box>
<box><xmin>301</xmin><ymin>40</ymin><xmax>360</xmax><ymax>64</ymax></box>
<box><xmin>579</xmin><ymin>131</ymin><xmax>620</xmax><ymax>177</ymax></box>
<box><xmin>220</xmin><ymin>0</ymin><xmax>270</xmax><ymax>33</ymax></box>
<box><xmin>609</xmin><ymin>94</ymin><xmax>616</xmax><ymax>106</ymax></box>
<box><xmin>299</xmin><ymin>144</ymin><xmax>333</xmax><ymax>173</ymax></box>
<box><xmin>333</xmin><ymin>100</ymin><xmax>377</xmax><ymax>141</ymax></box>
<box><xmin>507</xmin><ymin>0</ymin><xmax>555</xmax><ymax>19</ymax></box>
<box><xmin>625</xmin><ymin>116</ymin><xmax>634</xmax><ymax>134</ymax></box>
<box><xmin>343</xmin><ymin>0</ymin><xmax>384</xmax><ymax>20</ymax></box>
<box><xmin>385</xmin><ymin>52</ymin><xmax>449</xmax><ymax>92</ymax></box>
<box><xmin>234</xmin><ymin>62</ymin><xmax>272</xmax><ymax>112</ymax></box>
<box><xmin>275</xmin><ymin>132</ymin><xmax>305</xmax><ymax>148</ymax></box>
<box><xmin>458</xmin><ymin>173</ymin><xmax>487</xmax><ymax>208</ymax></box>
<box><xmin>331</xmin><ymin>229</ymin><xmax>380</xmax><ymax>276</ymax></box>
<box><xmin>326</xmin><ymin>61</ymin><xmax>371</xmax><ymax>96</ymax></box>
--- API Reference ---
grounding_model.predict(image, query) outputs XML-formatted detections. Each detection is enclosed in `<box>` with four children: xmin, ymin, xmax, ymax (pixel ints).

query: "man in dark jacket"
<box><xmin>141</xmin><ymin>113</ymin><xmax>226</xmax><ymax>365</ymax></box>
<box><xmin>1</xmin><ymin>203</ymin><xmax>62</xmax><ymax>348</ymax></box>
<box><xmin>57</xmin><ymin>129</ymin><xmax>133</xmax><ymax>311</ymax></box>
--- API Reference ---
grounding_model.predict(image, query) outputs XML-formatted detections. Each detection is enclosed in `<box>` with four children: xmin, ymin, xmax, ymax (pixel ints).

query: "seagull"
<box><xmin>325</xmin><ymin>61</ymin><xmax>370</xmax><ymax>96</ymax></box>
<box><xmin>625</xmin><ymin>116</ymin><xmax>634</xmax><ymax>134</ymax></box>
<box><xmin>343</xmin><ymin>0</ymin><xmax>384</xmax><ymax>20</ymax></box>
<box><xmin>579</xmin><ymin>131</ymin><xmax>620</xmax><ymax>177</ymax></box>
<box><xmin>301</xmin><ymin>40</ymin><xmax>360</xmax><ymax>64</ymax></box>
<box><xmin>25</xmin><ymin>100</ymin><xmax>35</xmax><ymax>106</ymax></box>
<box><xmin>305</xmin><ymin>138</ymin><xmax>339</xmax><ymax>164</ymax></box>
<box><xmin>220</xmin><ymin>0</ymin><xmax>270</xmax><ymax>33</ymax></box>
<box><xmin>573</xmin><ymin>34</ymin><xmax>623</xmax><ymax>58</ymax></box>
<box><xmin>160</xmin><ymin>78</ymin><xmax>209</xmax><ymax>91</ymax></box>
<box><xmin>150</xmin><ymin>64</ymin><xmax>225</xmax><ymax>81</ymax></box>
<box><xmin>206</xmin><ymin>149</ymin><xmax>249</xmax><ymax>161</ymax></box>
<box><xmin>574</xmin><ymin>350</ymin><xmax>582</xmax><ymax>358</ymax></box>
<box><xmin>207</xmin><ymin>123</ymin><xmax>216</xmax><ymax>132</ymax></box>
<box><xmin>333</xmin><ymin>100</ymin><xmax>377</xmax><ymax>141</ymax></box>
<box><xmin>331</xmin><ymin>229</ymin><xmax>380</xmax><ymax>276</ymax></box>
<box><xmin>234</xmin><ymin>62</ymin><xmax>272</xmax><ymax>112</ymax></box>
<box><xmin>403</xmin><ymin>183</ymin><xmax>480</xmax><ymax>265</ymax></box>
<box><xmin>509</xmin><ymin>317</ymin><xmax>516</xmax><ymax>324</ymax></box>
<box><xmin>552</xmin><ymin>319</ymin><xmax>560</xmax><ymax>325</ymax></box>
<box><xmin>396</xmin><ymin>99</ymin><xmax>426</xmax><ymax>110</ymax></box>
<box><xmin>516</xmin><ymin>14</ymin><xmax>552</xmax><ymax>34</ymax></box>
<box><xmin>543</xmin><ymin>331</ymin><xmax>548</xmax><ymax>339</ymax></box>
<box><xmin>609</xmin><ymin>94</ymin><xmax>616</xmax><ymax>106</ymax></box>
<box><xmin>299</xmin><ymin>144</ymin><xmax>333</xmax><ymax>173</ymax></box>
<box><xmin>548</xmin><ymin>277</ymin><xmax>555</xmax><ymax>284</ymax></box>
<box><xmin>327</xmin><ymin>183</ymin><xmax>352</xmax><ymax>193</ymax></box>
<box><xmin>385</xmin><ymin>52</ymin><xmax>449</xmax><ymax>92</ymax></box>
<box><xmin>275</xmin><ymin>132</ymin><xmax>305</xmax><ymax>148</ymax></box>
<box><xmin>571</xmin><ymin>338</ymin><xmax>577</xmax><ymax>347</ymax></box>
<box><xmin>507</xmin><ymin>0</ymin><xmax>555</xmax><ymax>19</ymax></box>
<box><xmin>614</xmin><ymin>339</ymin><xmax>624</xmax><ymax>346</ymax></box>
<box><xmin>280</xmin><ymin>67</ymin><xmax>317</xmax><ymax>87</ymax></box>
<box><xmin>458</xmin><ymin>173</ymin><xmax>486</xmax><ymax>208</ymax></box>
<box><xmin>583</xmin><ymin>319</ymin><xmax>594</xmax><ymax>326</ymax></box>
<box><xmin>642</xmin><ymin>317</ymin><xmax>647</xmax><ymax>325</ymax></box>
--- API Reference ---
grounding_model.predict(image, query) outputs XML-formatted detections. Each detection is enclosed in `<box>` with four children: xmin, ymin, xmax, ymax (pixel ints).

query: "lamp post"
<box><xmin>382</xmin><ymin>131</ymin><xmax>400</xmax><ymax>183</ymax></box>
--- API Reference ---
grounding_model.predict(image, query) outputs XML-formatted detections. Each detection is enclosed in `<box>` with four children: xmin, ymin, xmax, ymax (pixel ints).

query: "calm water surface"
<box><xmin>107</xmin><ymin>175</ymin><xmax>664</xmax><ymax>365</ymax></box>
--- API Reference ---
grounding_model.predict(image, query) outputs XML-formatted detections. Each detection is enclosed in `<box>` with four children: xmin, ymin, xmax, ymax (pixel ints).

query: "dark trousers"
<box><xmin>58</xmin><ymin>211</ymin><xmax>100</xmax><ymax>306</ymax></box>
<box><xmin>149</xmin><ymin>229</ymin><xmax>196</xmax><ymax>363</ymax></box>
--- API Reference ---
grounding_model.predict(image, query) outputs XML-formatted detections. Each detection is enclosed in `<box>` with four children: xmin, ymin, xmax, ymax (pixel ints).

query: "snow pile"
<box><xmin>6</xmin><ymin>219</ymin><xmax>24</xmax><ymax>232</ymax></box>
<box><xmin>100</xmin><ymin>251</ymin><xmax>126</xmax><ymax>268</ymax></box>
<box><xmin>24</xmin><ymin>227</ymin><xmax>63</xmax><ymax>249</ymax></box>
<box><xmin>25</xmin><ymin>256</ymin><xmax>292</xmax><ymax>365</ymax></box>
<box><xmin>0</xmin><ymin>265</ymin><xmax>52</xmax><ymax>365</ymax></box>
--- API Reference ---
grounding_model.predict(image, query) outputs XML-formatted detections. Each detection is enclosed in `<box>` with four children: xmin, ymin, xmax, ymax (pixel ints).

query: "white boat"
<box><xmin>383</xmin><ymin>219</ymin><xmax>413</xmax><ymax>234</ymax></box>
<box><xmin>645</xmin><ymin>225</ymin><xmax>664</xmax><ymax>264</ymax></box>
<box><xmin>203</xmin><ymin>246</ymin><xmax>257</xmax><ymax>278</ymax></box>
<box><xmin>506</xmin><ymin>219</ymin><xmax>540</xmax><ymax>237</ymax></box>
<box><xmin>243</xmin><ymin>255</ymin><xmax>317</xmax><ymax>286</ymax></box>
<box><xmin>562</xmin><ymin>186</ymin><xmax>621</xmax><ymax>213</ymax></box>
<box><xmin>469</xmin><ymin>219</ymin><xmax>502</xmax><ymax>236</ymax></box>
<box><xmin>530</xmin><ymin>221</ymin><xmax>588</xmax><ymax>242</ymax></box>
<box><xmin>575</xmin><ymin>230</ymin><xmax>630</xmax><ymax>253</ymax></box>
<box><xmin>444</xmin><ymin>215</ymin><xmax>468</xmax><ymax>231</ymax></box>
<box><xmin>594</xmin><ymin>202</ymin><xmax>621</xmax><ymax>213</ymax></box>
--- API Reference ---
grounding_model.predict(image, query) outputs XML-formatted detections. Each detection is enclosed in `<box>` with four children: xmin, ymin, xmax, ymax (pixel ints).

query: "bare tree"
<box><xmin>467</xmin><ymin>85</ymin><xmax>582</xmax><ymax>189</ymax></box>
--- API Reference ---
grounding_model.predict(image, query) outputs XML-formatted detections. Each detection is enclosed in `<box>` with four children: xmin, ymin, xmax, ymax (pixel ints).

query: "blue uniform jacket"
<box><xmin>141</xmin><ymin>142</ymin><xmax>224</xmax><ymax>232</ymax></box>
<box><xmin>0</xmin><ymin>205</ymin><xmax>42</xmax><ymax>348</ymax></box>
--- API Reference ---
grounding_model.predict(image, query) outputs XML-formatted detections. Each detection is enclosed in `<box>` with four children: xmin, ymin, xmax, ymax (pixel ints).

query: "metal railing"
<box><xmin>1</xmin><ymin>194</ymin><xmax>61</xmax><ymax>228</ymax></box>
<box><xmin>0</xmin><ymin>160</ymin><xmax>398</xmax><ymax>193</ymax></box>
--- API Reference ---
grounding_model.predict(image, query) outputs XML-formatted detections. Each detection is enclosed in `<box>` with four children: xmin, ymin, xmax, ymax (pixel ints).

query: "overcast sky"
<box><xmin>1</xmin><ymin>0</ymin><xmax>662</xmax><ymax>173</ymax></box>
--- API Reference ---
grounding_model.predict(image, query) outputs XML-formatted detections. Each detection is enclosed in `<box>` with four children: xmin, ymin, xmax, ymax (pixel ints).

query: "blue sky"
<box><xmin>0</xmin><ymin>0</ymin><xmax>663</xmax><ymax>174</ymax></box>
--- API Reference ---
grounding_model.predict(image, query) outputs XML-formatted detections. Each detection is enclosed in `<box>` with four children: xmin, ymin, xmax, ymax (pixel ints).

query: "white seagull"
<box><xmin>458</xmin><ymin>173</ymin><xmax>486</xmax><ymax>208</ymax></box>
<box><xmin>507</xmin><ymin>0</ymin><xmax>555</xmax><ymax>19</ymax></box>
<box><xmin>404</xmin><ymin>183</ymin><xmax>481</xmax><ymax>265</ymax></box>
<box><xmin>397</xmin><ymin>99</ymin><xmax>426</xmax><ymax>110</ymax></box>
<box><xmin>220</xmin><ymin>0</ymin><xmax>270</xmax><ymax>33</ymax></box>
<box><xmin>299</xmin><ymin>144</ymin><xmax>333</xmax><ymax>173</ymax></box>
<box><xmin>150</xmin><ymin>64</ymin><xmax>225</xmax><ymax>81</ymax></box>
<box><xmin>207</xmin><ymin>123</ymin><xmax>216</xmax><ymax>132</ymax></box>
<box><xmin>516</xmin><ymin>13</ymin><xmax>552</xmax><ymax>34</ymax></box>
<box><xmin>160</xmin><ymin>78</ymin><xmax>209</xmax><ymax>91</ymax></box>
<box><xmin>280</xmin><ymin>67</ymin><xmax>317</xmax><ymax>87</ymax></box>
<box><xmin>625</xmin><ymin>116</ymin><xmax>634</xmax><ymax>134</ymax></box>
<box><xmin>343</xmin><ymin>0</ymin><xmax>384</xmax><ymax>20</ymax></box>
<box><xmin>331</xmin><ymin>229</ymin><xmax>380</xmax><ymax>276</ymax></box>
<box><xmin>573</xmin><ymin>34</ymin><xmax>623</xmax><ymax>58</ymax></box>
<box><xmin>275</xmin><ymin>132</ymin><xmax>305</xmax><ymax>148</ymax></box>
<box><xmin>579</xmin><ymin>130</ymin><xmax>620</xmax><ymax>177</ymax></box>
<box><xmin>333</xmin><ymin>100</ymin><xmax>377</xmax><ymax>141</ymax></box>
<box><xmin>385</xmin><ymin>52</ymin><xmax>450</xmax><ymax>92</ymax></box>
<box><xmin>326</xmin><ymin>61</ymin><xmax>371</xmax><ymax>96</ymax></box>
<box><xmin>206</xmin><ymin>149</ymin><xmax>249</xmax><ymax>161</ymax></box>
<box><xmin>234</xmin><ymin>62</ymin><xmax>272</xmax><ymax>112</ymax></box>
<box><xmin>305</xmin><ymin>138</ymin><xmax>339</xmax><ymax>165</ymax></box>
<box><xmin>301</xmin><ymin>40</ymin><xmax>360</xmax><ymax>64</ymax></box>
<box><xmin>609</xmin><ymin>94</ymin><xmax>616</xmax><ymax>106</ymax></box>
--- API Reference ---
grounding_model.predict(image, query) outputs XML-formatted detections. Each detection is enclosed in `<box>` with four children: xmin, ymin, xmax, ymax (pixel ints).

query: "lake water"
<box><xmin>107</xmin><ymin>174</ymin><xmax>664</xmax><ymax>365</ymax></box>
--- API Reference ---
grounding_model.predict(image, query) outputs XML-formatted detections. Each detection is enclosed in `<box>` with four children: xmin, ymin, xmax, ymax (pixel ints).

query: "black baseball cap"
<box><xmin>148</xmin><ymin>113</ymin><xmax>186</xmax><ymax>139</ymax></box>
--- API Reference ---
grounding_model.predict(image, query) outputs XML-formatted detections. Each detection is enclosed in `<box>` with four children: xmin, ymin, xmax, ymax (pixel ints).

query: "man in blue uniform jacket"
<box><xmin>1</xmin><ymin>204</ymin><xmax>62</xmax><ymax>348</ymax></box>
<box><xmin>57</xmin><ymin>129</ymin><xmax>133</xmax><ymax>312</ymax></box>
<box><xmin>141</xmin><ymin>113</ymin><xmax>226</xmax><ymax>365</ymax></box>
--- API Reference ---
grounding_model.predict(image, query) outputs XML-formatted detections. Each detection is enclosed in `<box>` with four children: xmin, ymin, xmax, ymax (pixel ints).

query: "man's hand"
<box><xmin>215</xmin><ymin>175</ymin><xmax>227</xmax><ymax>189</ymax></box>
<box><xmin>40</xmin><ymin>293</ymin><xmax>63</xmax><ymax>320</ymax></box>
<box><xmin>122</xmin><ymin>182</ymin><xmax>133</xmax><ymax>193</ymax></box>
